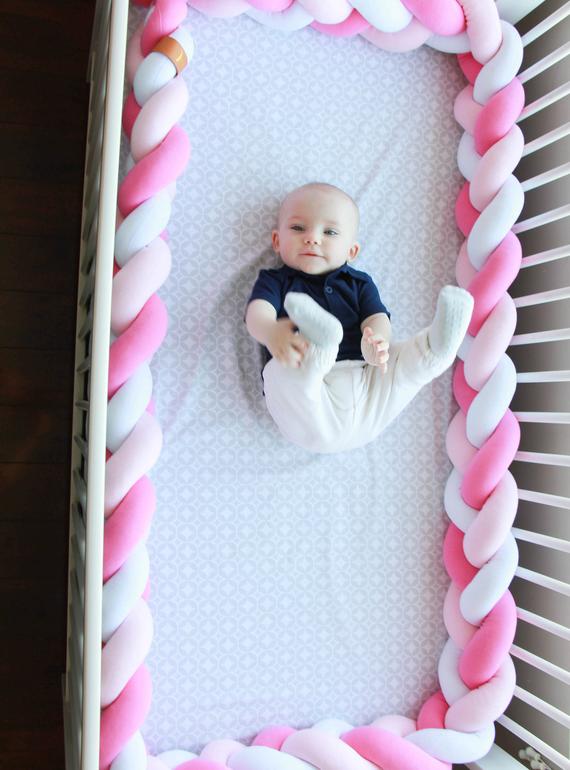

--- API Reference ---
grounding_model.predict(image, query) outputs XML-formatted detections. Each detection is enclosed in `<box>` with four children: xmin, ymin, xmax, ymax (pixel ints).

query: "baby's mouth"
<box><xmin>300</xmin><ymin>251</ymin><xmax>323</xmax><ymax>257</ymax></box>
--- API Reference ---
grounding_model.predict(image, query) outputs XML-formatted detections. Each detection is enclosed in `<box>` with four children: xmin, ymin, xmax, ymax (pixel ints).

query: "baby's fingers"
<box><xmin>288</xmin><ymin>345</ymin><xmax>305</xmax><ymax>368</ymax></box>
<box><xmin>291</xmin><ymin>334</ymin><xmax>309</xmax><ymax>354</ymax></box>
<box><xmin>275</xmin><ymin>345</ymin><xmax>301</xmax><ymax>367</ymax></box>
<box><xmin>376</xmin><ymin>350</ymin><xmax>389</xmax><ymax>367</ymax></box>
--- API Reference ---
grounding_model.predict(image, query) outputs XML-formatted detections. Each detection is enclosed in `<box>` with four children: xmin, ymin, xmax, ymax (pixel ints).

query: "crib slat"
<box><xmin>71</xmin><ymin>538</ymin><xmax>85</xmax><ymax>612</ymax></box>
<box><xmin>81</xmin><ymin>243</ymin><xmax>97</xmax><ymax>279</ymax></box>
<box><xmin>513</xmin><ymin>285</ymin><xmax>570</xmax><ymax>306</ymax></box>
<box><xmin>514</xmin><ymin>686</ymin><xmax>570</xmax><ymax>729</ymax></box>
<box><xmin>510</xmin><ymin>328</ymin><xmax>570</xmax><ymax>345</ymax></box>
<box><xmin>520</xmin><ymin>161</ymin><xmax>570</xmax><ymax>192</ymax></box>
<box><xmin>86</xmin><ymin>99</ymin><xmax>105</xmax><ymax>173</ymax></box>
<box><xmin>517</xmin><ymin>370</ymin><xmax>570</xmax><ymax>382</ymax></box>
<box><xmin>513</xmin><ymin>410</ymin><xmax>570</xmax><ymax>422</ymax></box>
<box><xmin>521</xmin><ymin>245</ymin><xmax>570</xmax><ymax>267</ymax></box>
<box><xmin>517</xmin><ymin>607</ymin><xmax>570</xmax><ymax>641</ymax></box>
<box><xmin>517</xmin><ymin>82</ymin><xmax>570</xmax><ymax>123</ymax></box>
<box><xmin>77</xmin><ymin>307</ymin><xmax>94</xmax><ymax>341</ymax></box>
<box><xmin>518</xmin><ymin>488</ymin><xmax>570</xmax><ymax>509</ymax></box>
<box><xmin>514</xmin><ymin>450</ymin><xmax>570</xmax><ymax>467</ymax></box>
<box><xmin>512</xmin><ymin>526</ymin><xmax>570</xmax><ymax>552</ymax></box>
<box><xmin>511</xmin><ymin>644</ymin><xmax>570</xmax><ymax>684</ymax></box>
<box><xmin>518</xmin><ymin>40</ymin><xmax>570</xmax><ymax>83</ymax></box>
<box><xmin>513</xmin><ymin>203</ymin><xmax>570</xmax><ymax>234</ymax></box>
<box><xmin>76</xmin><ymin>356</ymin><xmax>91</xmax><ymax>374</ymax></box>
<box><xmin>72</xmin><ymin>499</ymin><xmax>86</xmax><ymax>544</ymax></box>
<box><xmin>497</xmin><ymin>715</ymin><xmax>570</xmax><ymax>770</ymax></box>
<box><xmin>74</xmin><ymin>435</ymin><xmax>89</xmax><ymax>459</ymax></box>
<box><xmin>73</xmin><ymin>469</ymin><xmax>87</xmax><ymax>511</ymax></box>
<box><xmin>85</xmin><ymin>144</ymin><xmax>103</xmax><ymax>212</ymax></box>
<box><xmin>79</xmin><ymin>271</ymin><xmax>96</xmax><ymax>307</ymax></box>
<box><xmin>71</xmin><ymin>560</ymin><xmax>85</xmax><ymax>640</ymax></box>
<box><xmin>515</xmin><ymin>566</ymin><xmax>570</xmax><ymax>597</ymax></box>
<box><xmin>522</xmin><ymin>121</ymin><xmax>570</xmax><ymax>156</ymax></box>
<box><xmin>520</xmin><ymin>0</ymin><xmax>570</xmax><ymax>47</ymax></box>
<box><xmin>73</xmin><ymin>551</ymin><xmax>85</xmax><ymax>609</ymax></box>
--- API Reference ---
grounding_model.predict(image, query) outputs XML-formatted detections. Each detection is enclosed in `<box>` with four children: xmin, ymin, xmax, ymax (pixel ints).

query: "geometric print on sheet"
<box><xmin>131</xmin><ymin>7</ymin><xmax>466</xmax><ymax>755</ymax></box>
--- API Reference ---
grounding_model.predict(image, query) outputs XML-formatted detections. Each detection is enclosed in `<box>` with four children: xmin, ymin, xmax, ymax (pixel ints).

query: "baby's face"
<box><xmin>272</xmin><ymin>187</ymin><xmax>360</xmax><ymax>275</ymax></box>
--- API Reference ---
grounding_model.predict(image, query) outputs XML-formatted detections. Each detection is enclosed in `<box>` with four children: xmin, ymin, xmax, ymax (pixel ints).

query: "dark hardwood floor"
<box><xmin>0</xmin><ymin>2</ymin><xmax>94</xmax><ymax>767</ymax></box>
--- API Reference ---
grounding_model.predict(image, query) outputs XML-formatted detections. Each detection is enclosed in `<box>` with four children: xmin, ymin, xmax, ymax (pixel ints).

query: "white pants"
<box><xmin>262</xmin><ymin>327</ymin><xmax>455</xmax><ymax>454</ymax></box>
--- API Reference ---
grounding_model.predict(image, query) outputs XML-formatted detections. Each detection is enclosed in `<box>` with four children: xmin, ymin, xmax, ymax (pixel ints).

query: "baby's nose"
<box><xmin>304</xmin><ymin>233</ymin><xmax>320</xmax><ymax>244</ymax></box>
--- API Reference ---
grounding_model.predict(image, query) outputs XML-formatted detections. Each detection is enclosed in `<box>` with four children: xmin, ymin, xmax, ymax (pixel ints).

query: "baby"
<box><xmin>245</xmin><ymin>182</ymin><xmax>474</xmax><ymax>454</ymax></box>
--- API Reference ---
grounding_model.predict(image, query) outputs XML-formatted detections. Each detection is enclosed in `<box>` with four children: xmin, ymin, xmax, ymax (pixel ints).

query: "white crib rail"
<box><xmin>63</xmin><ymin>1</ymin><xmax>128</xmax><ymax>769</ymax></box>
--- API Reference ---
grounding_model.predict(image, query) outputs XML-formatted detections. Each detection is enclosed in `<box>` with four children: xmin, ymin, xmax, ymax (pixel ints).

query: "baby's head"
<box><xmin>272</xmin><ymin>182</ymin><xmax>360</xmax><ymax>275</ymax></box>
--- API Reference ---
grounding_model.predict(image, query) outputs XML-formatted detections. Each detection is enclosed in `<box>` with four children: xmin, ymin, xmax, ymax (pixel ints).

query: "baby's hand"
<box><xmin>361</xmin><ymin>327</ymin><xmax>390</xmax><ymax>374</ymax></box>
<box><xmin>267</xmin><ymin>318</ymin><xmax>309</xmax><ymax>368</ymax></box>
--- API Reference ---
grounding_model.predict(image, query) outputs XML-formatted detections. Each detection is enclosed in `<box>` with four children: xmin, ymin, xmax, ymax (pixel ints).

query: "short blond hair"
<box><xmin>279</xmin><ymin>182</ymin><xmax>360</xmax><ymax>230</ymax></box>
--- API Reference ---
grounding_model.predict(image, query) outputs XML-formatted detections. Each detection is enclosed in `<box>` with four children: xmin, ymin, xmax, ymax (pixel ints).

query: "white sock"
<box><xmin>427</xmin><ymin>285</ymin><xmax>474</xmax><ymax>358</ymax></box>
<box><xmin>284</xmin><ymin>292</ymin><xmax>344</xmax><ymax>348</ymax></box>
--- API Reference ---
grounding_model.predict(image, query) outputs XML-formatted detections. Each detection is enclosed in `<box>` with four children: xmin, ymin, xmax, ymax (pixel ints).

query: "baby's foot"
<box><xmin>427</xmin><ymin>285</ymin><xmax>474</xmax><ymax>359</ymax></box>
<box><xmin>284</xmin><ymin>292</ymin><xmax>343</xmax><ymax>348</ymax></box>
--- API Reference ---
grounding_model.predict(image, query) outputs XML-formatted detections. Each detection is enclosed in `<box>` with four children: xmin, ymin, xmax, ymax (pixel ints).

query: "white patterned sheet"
<box><xmin>134</xmin><ymin>7</ymin><xmax>466</xmax><ymax>755</ymax></box>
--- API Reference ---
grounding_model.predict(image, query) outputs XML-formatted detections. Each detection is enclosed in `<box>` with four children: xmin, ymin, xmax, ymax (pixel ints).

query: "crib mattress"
<box><xmin>131</xmin><ymin>7</ymin><xmax>467</xmax><ymax>754</ymax></box>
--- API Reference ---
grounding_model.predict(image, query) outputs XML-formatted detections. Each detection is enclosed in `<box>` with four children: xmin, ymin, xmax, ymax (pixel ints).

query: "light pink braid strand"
<box><xmin>100</xmin><ymin>1</ymin><xmax>190</xmax><ymax>768</ymax></box>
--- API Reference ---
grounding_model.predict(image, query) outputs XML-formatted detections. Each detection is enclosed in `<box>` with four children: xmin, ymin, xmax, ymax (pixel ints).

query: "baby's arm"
<box><xmin>246</xmin><ymin>299</ymin><xmax>308</xmax><ymax>368</ymax></box>
<box><xmin>361</xmin><ymin>312</ymin><xmax>391</xmax><ymax>373</ymax></box>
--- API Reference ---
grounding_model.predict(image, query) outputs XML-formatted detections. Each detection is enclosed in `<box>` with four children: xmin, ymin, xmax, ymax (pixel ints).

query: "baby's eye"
<box><xmin>291</xmin><ymin>225</ymin><xmax>304</xmax><ymax>231</ymax></box>
<box><xmin>325</xmin><ymin>229</ymin><xmax>338</xmax><ymax>236</ymax></box>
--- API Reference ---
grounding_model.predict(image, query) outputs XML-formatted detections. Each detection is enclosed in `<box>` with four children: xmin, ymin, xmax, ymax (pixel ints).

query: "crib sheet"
<box><xmin>132</xmin><ymin>7</ymin><xmax>467</xmax><ymax>755</ymax></box>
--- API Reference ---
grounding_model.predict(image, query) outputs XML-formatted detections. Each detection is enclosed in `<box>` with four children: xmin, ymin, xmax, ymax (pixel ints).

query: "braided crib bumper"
<box><xmin>100</xmin><ymin>1</ymin><xmax>525</xmax><ymax>767</ymax></box>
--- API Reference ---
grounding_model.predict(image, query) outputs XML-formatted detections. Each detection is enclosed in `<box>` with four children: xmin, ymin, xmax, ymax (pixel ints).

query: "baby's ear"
<box><xmin>348</xmin><ymin>242</ymin><xmax>360</xmax><ymax>261</ymax></box>
<box><xmin>271</xmin><ymin>230</ymin><xmax>280</xmax><ymax>253</ymax></box>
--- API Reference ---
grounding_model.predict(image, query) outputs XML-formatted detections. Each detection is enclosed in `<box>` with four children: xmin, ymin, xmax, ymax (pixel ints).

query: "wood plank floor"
<box><xmin>0</xmin><ymin>2</ymin><xmax>94</xmax><ymax>767</ymax></box>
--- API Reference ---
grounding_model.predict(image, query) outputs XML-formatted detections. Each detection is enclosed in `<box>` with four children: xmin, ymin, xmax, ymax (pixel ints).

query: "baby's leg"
<box><xmin>394</xmin><ymin>285</ymin><xmax>474</xmax><ymax>385</ymax></box>
<box><xmin>280</xmin><ymin>291</ymin><xmax>343</xmax><ymax>398</ymax></box>
<box><xmin>262</xmin><ymin>293</ymin><xmax>347</xmax><ymax>450</ymax></box>
<box><xmin>355</xmin><ymin>286</ymin><xmax>474</xmax><ymax>442</ymax></box>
